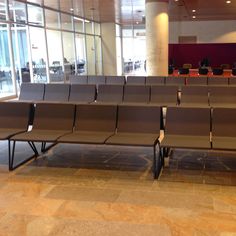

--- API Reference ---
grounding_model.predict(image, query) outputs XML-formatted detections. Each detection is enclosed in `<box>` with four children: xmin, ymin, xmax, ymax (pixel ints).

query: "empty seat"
<box><xmin>97</xmin><ymin>85</ymin><xmax>123</xmax><ymax>104</ymax></box>
<box><xmin>178</xmin><ymin>68</ymin><xmax>189</xmax><ymax>75</ymax></box>
<box><xmin>208</xmin><ymin>77</ymin><xmax>228</xmax><ymax>86</ymax></box>
<box><xmin>186</xmin><ymin>77</ymin><xmax>208</xmax><ymax>86</ymax></box>
<box><xmin>212</xmin><ymin>68</ymin><xmax>223</xmax><ymax>76</ymax></box>
<box><xmin>123</xmin><ymin>85</ymin><xmax>150</xmax><ymax>104</ymax></box>
<box><xmin>58</xmin><ymin>104</ymin><xmax>117</xmax><ymax>144</ymax></box>
<box><xmin>198</xmin><ymin>68</ymin><xmax>209</xmax><ymax>75</ymax></box>
<box><xmin>165</xmin><ymin>76</ymin><xmax>185</xmax><ymax>87</ymax></box>
<box><xmin>209</xmin><ymin>86</ymin><xmax>236</xmax><ymax>108</ymax></box>
<box><xmin>180</xmin><ymin>86</ymin><xmax>209</xmax><ymax>107</ymax></box>
<box><xmin>69</xmin><ymin>75</ymin><xmax>87</xmax><ymax>84</ymax></box>
<box><xmin>126</xmin><ymin>76</ymin><xmax>146</xmax><ymax>85</ymax></box>
<box><xmin>106</xmin><ymin>76</ymin><xmax>125</xmax><ymax>85</ymax></box>
<box><xmin>161</xmin><ymin>107</ymin><xmax>211</xmax><ymax>149</ymax></box>
<box><xmin>19</xmin><ymin>83</ymin><xmax>45</xmax><ymax>101</ymax></box>
<box><xmin>88</xmin><ymin>75</ymin><xmax>106</xmax><ymax>86</ymax></box>
<box><xmin>150</xmin><ymin>85</ymin><xmax>178</xmax><ymax>107</ymax></box>
<box><xmin>212</xmin><ymin>108</ymin><xmax>236</xmax><ymax>150</ymax></box>
<box><xmin>146</xmin><ymin>76</ymin><xmax>165</xmax><ymax>85</ymax></box>
<box><xmin>69</xmin><ymin>84</ymin><xmax>96</xmax><ymax>103</ymax></box>
<box><xmin>44</xmin><ymin>84</ymin><xmax>70</xmax><ymax>102</ymax></box>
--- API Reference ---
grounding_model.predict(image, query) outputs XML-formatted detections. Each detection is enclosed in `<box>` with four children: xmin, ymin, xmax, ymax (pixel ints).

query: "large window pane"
<box><xmin>0</xmin><ymin>0</ymin><xmax>7</xmax><ymax>21</ymax></box>
<box><xmin>27</xmin><ymin>4</ymin><xmax>43</xmax><ymax>26</ymax></box>
<box><xmin>9</xmin><ymin>0</ymin><xmax>27</xmax><ymax>24</ymax></box>
<box><xmin>61</xmin><ymin>13</ymin><xmax>72</xmax><ymax>31</ymax></box>
<box><xmin>95</xmin><ymin>36</ymin><xmax>102</xmax><ymax>75</ymax></box>
<box><xmin>60</xmin><ymin>0</ymin><xmax>73</xmax><ymax>14</ymax></box>
<box><xmin>44</xmin><ymin>0</ymin><xmax>59</xmax><ymax>10</ymax></box>
<box><xmin>86</xmin><ymin>35</ymin><xmax>95</xmax><ymax>75</ymax></box>
<box><xmin>85</xmin><ymin>21</ymin><xmax>93</xmax><ymax>34</ymax></box>
<box><xmin>0</xmin><ymin>23</ymin><xmax>14</xmax><ymax>97</ymax></box>
<box><xmin>29</xmin><ymin>26</ymin><xmax>47</xmax><ymax>82</ymax></box>
<box><xmin>45</xmin><ymin>9</ymin><xmax>60</xmax><ymax>29</ymax></box>
<box><xmin>74</xmin><ymin>16</ymin><xmax>84</xmax><ymax>33</ymax></box>
<box><xmin>94</xmin><ymin>22</ymin><xmax>100</xmax><ymax>35</ymax></box>
<box><xmin>75</xmin><ymin>33</ymin><xmax>86</xmax><ymax>74</ymax></box>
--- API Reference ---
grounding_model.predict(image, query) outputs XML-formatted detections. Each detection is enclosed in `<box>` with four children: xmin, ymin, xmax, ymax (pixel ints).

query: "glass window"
<box><xmin>61</xmin><ymin>13</ymin><xmax>72</xmax><ymax>31</ymax></box>
<box><xmin>27</xmin><ymin>4</ymin><xmax>43</xmax><ymax>26</ymax></box>
<box><xmin>60</xmin><ymin>0</ymin><xmax>73</xmax><ymax>14</ymax></box>
<box><xmin>45</xmin><ymin>9</ymin><xmax>60</xmax><ymax>29</ymax></box>
<box><xmin>85</xmin><ymin>21</ymin><xmax>93</xmax><ymax>34</ymax></box>
<box><xmin>75</xmin><ymin>33</ymin><xmax>86</xmax><ymax>74</ymax></box>
<box><xmin>94</xmin><ymin>22</ymin><xmax>100</xmax><ymax>35</ymax></box>
<box><xmin>86</xmin><ymin>35</ymin><xmax>95</xmax><ymax>75</ymax></box>
<box><xmin>9</xmin><ymin>0</ymin><xmax>27</xmax><ymax>23</ymax></box>
<box><xmin>0</xmin><ymin>0</ymin><xmax>7</xmax><ymax>21</ymax></box>
<box><xmin>95</xmin><ymin>36</ymin><xmax>102</xmax><ymax>75</ymax></box>
<box><xmin>44</xmin><ymin>0</ymin><xmax>59</xmax><ymax>10</ymax></box>
<box><xmin>73</xmin><ymin>16</ymin><xmax>84</xmax><ymax>33</ymax></box>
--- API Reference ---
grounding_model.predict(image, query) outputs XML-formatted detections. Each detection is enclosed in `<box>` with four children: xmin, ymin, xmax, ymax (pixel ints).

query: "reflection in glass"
<box><xmin>95</xmin><ymin>36</ymin><xmax>102</xmax><ymax>75</ymax></box>
<box><xmin>86</xmin><ymin>35</ymin><xmax>95</xmax><ymax>75</ymax></box>
<box><xmin>85</xmin><ymin>21</ymin><xmax>93</xmax><ymax>34</ymax></box>
<box><xmin>44</xmin><ymin>0</ymin><xmax>59</xmax><ymax>10</ymax></box>
<box><xmin>9</xmin><ymin>0</ymin><xmax>27</xmax><ymax>23</ymax></box>
<box><xmin>0</xmin><ymin>0</ymin><xmax>7</xmax><ymax>21</ymax></box>
<box><xmin>61</xmin><ymin>13</ymin><xmax>72</xmax><ymax>31</ymax></box>
<box><xmin>75</xmin><ymin>33</ymin><xmax>86</xmax><ymax>74</ymax></box>
<box><xmin>27</xmin><ymin>4</ymin><xmax>43</xmax><ymax>26</ymax></box>
<box><xmin>45</xmin><ymin>9</ymin><xmax>60</xmax><ymax>29</ymax></box>
<box><xmin>74</xmin><ymin>16</ymin><xmax>84</xmax><ymax>33</ymax></box>
<box><xmin>94</xmin><ymin>22</ymin><xmax>100</xmax><ymax>35</ymax></box>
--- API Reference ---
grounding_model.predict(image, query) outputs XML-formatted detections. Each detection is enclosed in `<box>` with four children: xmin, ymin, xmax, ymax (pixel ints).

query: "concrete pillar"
<box><xmin>146</xmin><ymin>0</ymin><xmax>169</xmax><ymax>76</ymax></box>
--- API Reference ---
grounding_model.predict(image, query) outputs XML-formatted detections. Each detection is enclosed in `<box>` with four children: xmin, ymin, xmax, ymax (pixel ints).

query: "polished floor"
<box><xmin>0</xmin><ymin>141</ymin><xmax>236</xmax><ymax>235</ymax></box>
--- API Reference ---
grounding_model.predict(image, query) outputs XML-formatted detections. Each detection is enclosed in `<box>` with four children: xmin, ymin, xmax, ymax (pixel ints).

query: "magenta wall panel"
<box><xmin>169</xmin><ymin>43</ymin><xmax>236</xmax><ymax>68</ymax></box>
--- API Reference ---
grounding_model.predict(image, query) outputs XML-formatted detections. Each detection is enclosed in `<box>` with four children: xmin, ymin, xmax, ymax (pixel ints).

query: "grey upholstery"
<box><xmin>146</xmin><ymin>76</ymin><xmax>165</xmax><ymax>85</ymax></box>
<box><xmin>0</xmin><ymin>102</ymin><xmax>31</xmax><ymax>140</ymax></box>
<box><xmin>106</xmin><ymin>105</ymin><xmax>161</xmax><ymax>146</ymax></box>
<box><xmin>123</xmin><ymin>85</ymin><xmax>150</xmax><ymax>104</ymax></box>
<box><xmin>11</xmin><ymin>103</ymin><xmax>75</xmax><ymax>142</ymax></box>
<box><xmin>97</xmin><ymin>85</ymin><xmax>123</xmax><ymax>104</ymax></box>
<box><xmin>209</xmin><ymin>86</ymin><xmax>236</xmax><ymax>107</ymax></box>
<box><xmin>161</xmin><ymin>107</ymin><xmax>211</xmax><ymax>149</ymax></box>
<box><xmin>19</xmin><ymin>83</ymin><xmax>45</xmax><ymax>101</ymax></box>
<box><xmin>106</xmin><ymin>76</ymin><xmax>125</xmax><ymax>85</ymax></box>
<box><xmin>208</xmin><ymin>77</ymin><xmax>229</xmax><ymax>86</ymax></box>
<box><xmin>69</xmin><ymin>84</ymin><xmax>96</xmax><ymax>103</ymax></box>
<box><xmin>59</xmin><ymin>104</ymin><xmax>117</xmax><ymax>144</ymax></box>
<box><xmin>212</xmin><ymin>108</ymin><xmax>236</xmax><ymax>150</ymax></box>
<box><xmin>69</xmin><ymin>75</ymin><xmax>87</xmax><ymax>84</ymax></box>
<box><xmin>150</xmin><ymin>85</ymin><xmax>178</xmax><ymax>106</ymax></box>
<box><xmin>44</xmin><ymin>84</ymin><xmax>70</xmax><ymax>102</ymax></box>
<box><xmin>186</xmin><ymin>77</ymin><xmax>208</xmax><ymax>86</ymax></box>
<box><xmin>88</xmin><ymin>76</ymin><xmax>106</xmax><ymax>85</ymax></box>
<box><xmin>180</xmin><ymin>86</ymin><xmax>209</xmax><ymax>107</ymax></box>
<box><xmin>165</xmin><ymin>76</ymin><xmax>185</xmax><ymax>86</ymax></box>
<box><xmin>126</xmin><ymin>76</ymin><xmax>146</xmax><ymax>85</ymax></box>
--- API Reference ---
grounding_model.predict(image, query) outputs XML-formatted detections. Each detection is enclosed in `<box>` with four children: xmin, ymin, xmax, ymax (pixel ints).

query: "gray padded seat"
<box><xmin>150</xmin><ymin>85</ymin><xmax>178</xmax><ymax>106</ymax></box>
<box><xmin>44</xmin><ymin>84</ymin><xmax>70</xmax><ymax>102</ymax></box>
<box><xmin>58</xmin><ymin>104</ymin><xmax>117</xmax><ymax>144</ymax></box>
<box><xmin>180</xmin><ymin>86</ymin><xmax>209</xmax><ymax>107</ymax></box>
<box><xmin>69</xmin><ymin>84</ymin><xmax>96</xmax><ymax>103</ymax></box>
<box><xmin>11</xmin><ymin>104</ymin><xmax>75</xmax><ymax>142</ymax></box>
<box><xmin>97</xmin><ymin>85</ymin><xmax>123</xmax><ymax>104</ymax></box>
<box><xmin>208</xmin><ymin>77</ymin><xmax>229</xmax><ymax>86</ymax></box>
<box><xmin>166</xmin><ymin>76</ymin><xmax>185</xmax><ymax>87</ymax></box>
<box><xmin>126</xmin><ymin>76</ymin><xmax>146</xmax><ymax>85</ymax></box>
<box><xmin>123</xmin><ymin>85</ymin><xmax>150</xmax><ymax>104</ymax></box>
<box><xmin>69</xmin><ymin>75</ymin><xmax>87</xmax><ymax>84</ymax></box>
<box><xmin>106</xmin><ymin>76</ymin><xmax>125</xmax><ymax>85</ymax></box>
<box><xmin>19</xmin><ymin>83</ymin><xmax>45</xmax><ymax>101</ymax></box>
<box><xmin>106</xmin><ymin>105</ymin><xmax>161</xmax><ymax>146</ymax></box>
<box><xmin>209</xmin><ymin>86</ymin><xmax>236</xmax><ymax>108</ymax></box>
<box><xmin>146</xmin><ymin>76</ymin><xmax>165</xmax><ymax>86</ymax></box>
<box><xmin>212</xmin><ymin>108</ymin><xmax>236</xmax><ymax>150</ymax></box>
<box><xmin>88</xmin><ymin>76</ymin><xmax>106</xmax><ymax>86</ymax></box>
<box><xmin>0</xmin><ymin>102</ymin><xmax>31</xmax><ymax>140</ymax></box>
<box><xmin>50</xmin><ymin>73</ymin><xmax>64</xmax><ymax>82</ymax></box>
<box><xmin>186</xmin><ymin>77</ymin><xmax>208</xmax><ymax>86</ymax></box>
<box><xmin>161</xmin><ymin>107</ymin><xmax>211</xmax><ymax>149</ymax></box>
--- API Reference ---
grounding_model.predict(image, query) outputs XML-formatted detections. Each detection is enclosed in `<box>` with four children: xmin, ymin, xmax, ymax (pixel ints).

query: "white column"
<box><xmin>146</xmin><ymin>0</ymin><xmax>169</xmax><ymax>76</ymax></box>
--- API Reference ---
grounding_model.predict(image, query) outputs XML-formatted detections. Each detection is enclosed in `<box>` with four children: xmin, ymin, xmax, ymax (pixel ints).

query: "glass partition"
<box><xmin>45</xmin><ymin>9</ymin><xmax>60</xmax><ymax>29</ymax></box>
<box><xmin>86</xmin><ymin>35</ymin><xmax>95</xmax><ymax>75</ymax></box>
<box><xmin>9</xmin><ymin>0</ymin><xmax>27</xmax><ymax>24</ymax></box>
<box><xmin>75</xmin><ymin>33</ymin><xmax>86</xmax><ymax>74</ymax></box>
<box><xmin>27</xmin><ymin>4</ymin><xmax>44</xmax><ymax>26</ymax></box>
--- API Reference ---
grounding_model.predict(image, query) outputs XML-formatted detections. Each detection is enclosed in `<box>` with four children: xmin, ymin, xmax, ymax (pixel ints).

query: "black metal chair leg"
<box><xmin>28</xmin><ymin>141</ymin><xmax>39</xmax><ymax>156</ymax></box>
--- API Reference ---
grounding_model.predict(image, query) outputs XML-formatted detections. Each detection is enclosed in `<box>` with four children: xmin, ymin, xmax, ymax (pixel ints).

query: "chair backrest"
<box><xmin>19</xmin><ymin>83</ymin><xmax>45</xmax><ymax>101</ymax></box>
<box><xmin>180</xmin><ymin>86</ymin><xmax>209</xmax><ymax>106</ymax></box>
<box><xmin>44</xmin><ymin>84</ymin><xmax>70</xmax><ymax>102</ymax></box>
<box><xmin>150</xmin><ymin>85</ymin><xmax>178</xmax><ymax>106</ymax></box>
<box><xmin>146</xmin><ymin>76</ymin><xmax>165</xmax><ymax>85</ymax></box>
<box><xmin>97</xmin><ymin>85</ymin><xmax>124</xmax><ymax>103</ymax></box>
<box><xmin>198</xmin><ymin>68</ymin><xmax>209</xmax><ymax>75</ymax></box>
<box><xmin>106</xmin><ymin>76</ymin><xmax>125</xmax><ymax>85</ymax></box>
<box><xmin>165</xmin><ymin>107</ymin><xmax>210</xmax><ymax>136</ymax></box>
<box><xmin>0</xmin><ymin>102</ymin><xmax>31</xmax><ymax>130</ymax></box>
<box><xmin>178</xmin><ymin>68</ymin><xmax>189</xmax><ymax>75</ymax></box>
<box><xmin>232</xmin><ymin>68</ymin><xmax>236</xmax><ymax>76</ymax></box>
<box><xmin>208</xmin><ymin>77</ymin><xmax>228</xmax><ymax>86</ymax></box>
<box><xmin>186</xmin><ymin>77</ymin><xmax>208</xmax><ymax>86</ymax></box>
<box><xmin>33</xmin><ymin>103</ymin><xmax>75</xmax><ymax>131</ymax></box>
<box><xmin>75</xmin><ymin>104</ymin><xmax>117</xmax><ymax>132</ymax></box>
<box><xmin>212</xmin><ymin>108</ymin><xmax>236</xmax><ymax>137</ymax></box>
<box><xmin>69</xmin><ymin>75</ymin><xmax>87</xmax><ymax>84</ymax></box>
<box><xmin>50</xmin><ymin>73</ymin><xmax>64</xmax><ymax>82</ymax></box>
<box><xmin>212</xmin><ymin>68</ymin><xmax>223</xmax><ymax>76</ymax></box>
<box><xmin>166</xmin><ymin>76</ymin><xmax>185</xmax><ymax>86</ymax></box>
<box><xmin>117</xmin><ymin>105</ymin><xmax>161</xmax><ymax>134</ymax></box>
<box><xmin>126</xmin><ymin>76</ymin><xmax>146</xmax><ymax>85</ymax></box>
<box><xmin>87</xmin><ymin>75</ymin><xmax>106</xmax><ymax>85</ymax></box>
<box><xmin>123</xmin><ymin>85</ymin><xmax>150</xmax><ymax>103</ymax></box>
<box><xmin>209</xmin><ymin>86</ymin><xmax>236</xmax><ymax>105</ymax></box>
<box><xmin>69</xmin><ymin>84</ymin><xmax>96</xmax><ymax>103</ymax></box>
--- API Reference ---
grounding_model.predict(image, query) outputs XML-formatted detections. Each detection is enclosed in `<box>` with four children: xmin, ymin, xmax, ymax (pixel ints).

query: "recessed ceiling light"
<box><xmin>192</xmin><ymin>10</ymin><xmax>196</xmax><ymax>13</ymax></box>
<box><xmin>192</xmin><ymin>16</ymin><xmax>196</xmax><ymax>19</ymax></box>
<box><xmin>226</xmin><ymin>0</ymin><xmax>231</xmax><ymax>3</ymax></box>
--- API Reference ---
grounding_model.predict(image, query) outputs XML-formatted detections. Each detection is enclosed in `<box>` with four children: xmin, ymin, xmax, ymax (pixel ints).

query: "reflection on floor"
<box><xmin>0</xmin><ymin>141</ymin><xmax>236</xmax><ymax>235</ymax></box>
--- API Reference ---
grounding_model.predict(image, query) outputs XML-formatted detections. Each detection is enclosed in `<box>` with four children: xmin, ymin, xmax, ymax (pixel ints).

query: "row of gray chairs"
<box><xmin>69</xmin><ymin>75</ymin><xmax>236</xmax><ymax>86</ymax></box>
<box><xmin>19</xmin><ymin>83</ymin><xmax>236</xmax><ymax>108</ymax></box>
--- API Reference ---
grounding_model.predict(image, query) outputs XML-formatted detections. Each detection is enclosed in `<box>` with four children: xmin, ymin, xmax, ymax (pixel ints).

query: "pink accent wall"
<box><xmin>169</xmin><ymin>43</ymin><xmax>236</xmax><ymax>68</ymax></box>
